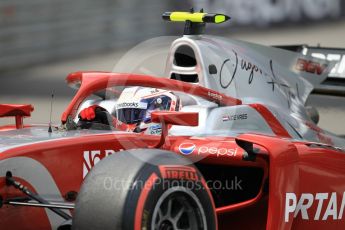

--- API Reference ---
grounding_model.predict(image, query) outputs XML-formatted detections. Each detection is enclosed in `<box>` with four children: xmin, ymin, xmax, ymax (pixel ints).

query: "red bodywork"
<box><xmin>0</xmin><ymin>104</ymin><xmax>34</xmax><ymax>129</ymax></box>
<box><xmin>0</xmin><ymin>72</ymin><xmax>344</xmax><ymax>230</ymax></box>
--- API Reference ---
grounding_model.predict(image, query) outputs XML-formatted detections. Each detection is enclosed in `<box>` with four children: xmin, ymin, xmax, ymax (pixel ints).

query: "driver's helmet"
<box><xmin>114</xmin><ymin>87</ymin><xmax>181</xmax><ymax>134</ymax></box>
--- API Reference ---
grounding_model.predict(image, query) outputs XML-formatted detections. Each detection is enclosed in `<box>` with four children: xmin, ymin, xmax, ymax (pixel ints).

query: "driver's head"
<box><xmin>114</xmin><ymin>87</ymin><xmax>181</xmax><ymax>134</ymax></box>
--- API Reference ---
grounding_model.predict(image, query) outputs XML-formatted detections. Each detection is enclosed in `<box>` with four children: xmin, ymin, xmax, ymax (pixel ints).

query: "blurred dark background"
<box><xmin>0</xmin><ymin>0</ymin><xmax>344</xmax><ymax>70</ymax></box>
<box><xmin>0</xmin><ymin>0</ymin><xmax>344</xmax><ymax>135</ymax></box>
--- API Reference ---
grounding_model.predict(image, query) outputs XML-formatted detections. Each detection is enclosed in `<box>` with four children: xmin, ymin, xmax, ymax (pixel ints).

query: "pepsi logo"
<box><xmin>178</xmin><ymin>143</ymin><xmax>196</xmax><ymax>155</ymax></box>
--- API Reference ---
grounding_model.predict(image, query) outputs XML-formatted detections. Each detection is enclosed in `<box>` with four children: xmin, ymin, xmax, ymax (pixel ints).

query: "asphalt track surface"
<box><xmin>1</xmin><ymin>21</ymin><xmax>345</xmax><ymax>135</ymax></box>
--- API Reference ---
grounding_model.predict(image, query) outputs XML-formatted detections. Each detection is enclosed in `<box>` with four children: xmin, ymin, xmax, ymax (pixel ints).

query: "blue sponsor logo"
<box><xmin>149</xmin><ymin>124</ymin><xmax>162</xmax><ymax>135</ymax></box>
<box><xmin>178</xmin><ymin>143</ymin><xmax>196</xmax><ymax>155</ymax></box>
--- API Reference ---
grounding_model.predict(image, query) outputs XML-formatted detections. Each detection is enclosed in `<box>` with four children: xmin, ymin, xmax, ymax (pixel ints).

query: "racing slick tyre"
<box><xmin>72</xmin><ymin>149</ymin><xmax>217</xmax><ymax>230</ymax></box>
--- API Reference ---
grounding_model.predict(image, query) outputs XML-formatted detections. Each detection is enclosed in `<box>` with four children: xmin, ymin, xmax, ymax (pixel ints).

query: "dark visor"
<box><xmin>116</xmin><ymin>108</ymin><xmax>146</xmax><ymax>124</ymax></box>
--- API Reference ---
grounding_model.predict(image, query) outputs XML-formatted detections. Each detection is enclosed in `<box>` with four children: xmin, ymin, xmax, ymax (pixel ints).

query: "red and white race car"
<box><xmin>1</xmin><ymin>11</ymin><xmax>345</xmax><ymax>230</ymax></box>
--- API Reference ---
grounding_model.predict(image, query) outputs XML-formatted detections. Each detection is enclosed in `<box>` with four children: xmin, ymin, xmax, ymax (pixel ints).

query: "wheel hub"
<box><xmin>152</xmin><ymin>186</ymin><xmax>207</xmax><ymax>230</ymax></box>
<box><xmin>159</xmin><ymin>220</ymin><xmax>174</xmax><ymax>230</ymax></box>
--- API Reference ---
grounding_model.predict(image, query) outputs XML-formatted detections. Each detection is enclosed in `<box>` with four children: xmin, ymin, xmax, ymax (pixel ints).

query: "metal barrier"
<box><xmin>0</xmin><ymin>0</ymin><xmax>169</xmax><ymax>70</ymax></box>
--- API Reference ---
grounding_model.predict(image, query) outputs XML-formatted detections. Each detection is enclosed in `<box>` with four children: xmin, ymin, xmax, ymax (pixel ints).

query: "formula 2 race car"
<box><xmin>1</xmin><ymin>11</ymin><xmax>345</xmax><ymax>230</ymax></box>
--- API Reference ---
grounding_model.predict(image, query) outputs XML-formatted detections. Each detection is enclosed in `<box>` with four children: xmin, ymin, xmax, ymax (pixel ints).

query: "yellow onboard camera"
<box><xmin>162</xmin><ymin>10</ymin><xmax>230</xmax><ymax>35</ymax></box>
<box><xmin>162</xmin><ymin>11</ymin><xmax>230</xmax><ymax>24</ymax></box>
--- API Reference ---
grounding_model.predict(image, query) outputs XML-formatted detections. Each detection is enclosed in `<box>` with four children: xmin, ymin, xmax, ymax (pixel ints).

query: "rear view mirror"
<box><xmin>150</xmin><ymin>111</ymin><xmax>199</xmax><ymax>148</ymax></box>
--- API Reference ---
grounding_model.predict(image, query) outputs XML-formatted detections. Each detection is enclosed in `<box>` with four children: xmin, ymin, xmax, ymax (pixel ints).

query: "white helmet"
<box><xmin>114</xmin><ymin>87</ymin><xmax>181</xmax><ymax>134</ymax></box>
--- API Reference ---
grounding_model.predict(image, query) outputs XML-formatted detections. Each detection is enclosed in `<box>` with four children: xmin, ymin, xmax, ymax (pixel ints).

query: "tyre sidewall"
<box><xmin>123</xmin><ymin>163</ymin><xmax>217</xmax><ymax>230</ymax></box>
